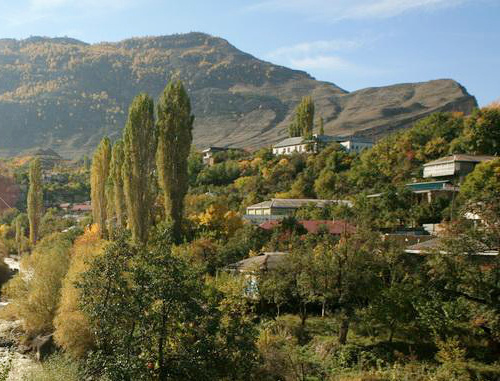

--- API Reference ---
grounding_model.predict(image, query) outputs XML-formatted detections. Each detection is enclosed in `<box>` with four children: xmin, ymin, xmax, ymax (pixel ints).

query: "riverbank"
<box><xmin>0</xmin><ymin>256</ymin><xmax>39</xmax><ymax>380</ymax></box>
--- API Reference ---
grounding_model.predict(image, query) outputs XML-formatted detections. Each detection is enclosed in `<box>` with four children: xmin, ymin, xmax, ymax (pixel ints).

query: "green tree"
<box><xmin>122</xmin><ymin>93</ymin><xmax>157</xmax><ymax>243</ymax></box>
<box><xmin>14</xmin><ymin>213</ymin><xmax>27</xmax><ymax>256</ymax></box>
<box><xmin>318</xmin><ymin>116</ymin><xmax>325</xmax><ymax>136</ymax></box>
<box><xmin>459</xmin><ymin>157</ymin><xmax>500</xmax><ymax>230</ymax></box>
<box><xmin>27</xmin><ymin>158</ymin><xmax>43</xmax><ymax>245</ymax></box>
<box><xmin>78</xmin><ymin>230</ymin><xmax>258</xmax><ymax>380</ymax></box>
<box><xmin>90</xmin><ymin>137</ymin><xmax>111</xmax><ymax>238</ymax></box>
<box><xmin>450</xmin><ymin>107</ymin><xmax>500</xmax><ymax>155</ymax></box>
<box><xmin>288</xmin><ymin>96</ymin><xmax>315</xmax><ymax>138</ymax></box>
<box><xmin>107</xmin><ymin>140</ymin><xmax>126</xmax><ymax>229</ymax></box>
<box><xmin>156</xmin><ymin>80</ymin><xmax>194</xmax><ymax>242</ymax></box>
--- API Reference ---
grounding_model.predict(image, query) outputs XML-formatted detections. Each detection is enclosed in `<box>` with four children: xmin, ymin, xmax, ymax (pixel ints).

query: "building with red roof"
<box><xmin>259</xmin><ymin>220</ymin><xmax>355</xmax><ymax>236</ymax></box>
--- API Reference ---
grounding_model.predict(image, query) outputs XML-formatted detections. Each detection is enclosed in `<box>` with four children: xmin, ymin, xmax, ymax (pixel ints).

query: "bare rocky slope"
<box><xmin>0</xmin><ymin>32</ymin><xmax>477</xmax><ymax>157</ymax></box>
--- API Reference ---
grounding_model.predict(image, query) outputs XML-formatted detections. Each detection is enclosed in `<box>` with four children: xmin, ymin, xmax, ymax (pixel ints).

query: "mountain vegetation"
<box><xmin>0</xmin><ymin>82</ymin><xmax>498</xmax><ymax>379</ymax></box>
<box><xmin>0</xmin><ymin>33</ymin><xmax>477</xmax><ymax>157</ymax></box>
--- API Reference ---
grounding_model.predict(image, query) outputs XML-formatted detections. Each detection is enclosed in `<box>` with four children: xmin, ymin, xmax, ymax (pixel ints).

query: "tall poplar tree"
<box><xmin>15</xmin><ymin>213</ymin><xmax>27</xmax><ymax>255</ymax></box>
<box><xmin>318</xmin><ymin>116</ymin><xmax>325</xmax><ymax>136</ymax></box>
<box><xmin>27</xmin><ymin>158</ymin><xmax>43</xmax><ymax>245</ymax></box>
<box><xmin>156</xmin><ymin>80</ymin><xmax>194</xmax><ymax>242</ymax></box>
<box><xmin>123</xmin><ymin>94</ymin><xmax>157</xmax><ymax>243</ymax></box>
<box><xmin>91</xmin><ymin>137</ymin><xmax>111</xmax><ymax>238</ymax></box>
<box><xmin>289</xmin><ymin>96</ymin><xmax>315</xmax><ymax>138</ymax></box>
<box><xmin>107</xmin><ymin>140</ymin><xmax>126</xmax><ymax>229</ymax></box>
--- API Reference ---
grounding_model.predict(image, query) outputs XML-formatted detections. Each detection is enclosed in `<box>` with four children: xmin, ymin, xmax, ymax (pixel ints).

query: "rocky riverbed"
<box><xmin>0</xmin><ymin>257</ymin><xmax>39</xmax><ymax>380</ymax></box>
<box><xmin>0</xmin><ymin>320</ymin><xmax>38</xmax><ymax>380</ymax></box>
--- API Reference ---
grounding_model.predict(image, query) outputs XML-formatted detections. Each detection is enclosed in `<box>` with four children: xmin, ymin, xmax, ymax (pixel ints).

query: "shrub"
<box><xmin>21</xmin><ymin>354</ymin><xmax>83</xmax><ymax>381</ymax></box>
<box><xmin>1</xmin><ymin>233</ymin><xmax>72</xmax><ymax>335</ymax></box>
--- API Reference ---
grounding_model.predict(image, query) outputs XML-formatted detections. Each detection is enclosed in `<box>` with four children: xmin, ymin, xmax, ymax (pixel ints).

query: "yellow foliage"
<box><xmin>251</xmin><ymin>157</ymin><xmax>263</xmax><ymax>168</ymax></box>
<box><xmin>0</xmin><ymin>224</ymin><xmax>11</xmax><ymax>239</ymax></box>
<box><xmin>1</xmin><ymin>233</ymin><xmax>72</xmax><ymax>335</ymax></box>
<box><xmin>54</xmin><ymin>225</ymin><xmax>106</xmax><ymax>358</ymax></box>
<box><xmin>233</xmin><ymin>176</ymin><xmax>255</xmax><ymax>191</ymax></box>
<box><xmin>486</xmin><ymin>100</ymin><xmax>500</xmax><ymax>109</ymax></box>
<box><xmin>190</xmin><ymin>204</ymin><xmax>243</xmax><ymax>239</ymax></box>
<box><xmin>278</xmin><ymin>158</ymin><xmax>289</xmax><ymax>166</ymax></box>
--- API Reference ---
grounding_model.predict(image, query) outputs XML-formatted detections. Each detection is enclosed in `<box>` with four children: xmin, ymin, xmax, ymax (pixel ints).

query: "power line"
<box><xmin>0</xmin><ymin>194</ymin><xmax>12</xmax><ymax>209</ymax></box>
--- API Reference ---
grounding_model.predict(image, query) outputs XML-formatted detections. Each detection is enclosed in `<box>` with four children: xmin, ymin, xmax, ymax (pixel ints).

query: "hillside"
<box><xmin>0</xmin><ymin>32</ymin><xmax>477</xmax><ymax>157</ymax></box>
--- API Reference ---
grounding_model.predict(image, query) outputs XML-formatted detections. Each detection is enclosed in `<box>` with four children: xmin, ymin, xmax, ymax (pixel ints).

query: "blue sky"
<box><xmin>0</xmin><ymin>0</ymin><xmax>498</xmax><ymax>105</ymax></box>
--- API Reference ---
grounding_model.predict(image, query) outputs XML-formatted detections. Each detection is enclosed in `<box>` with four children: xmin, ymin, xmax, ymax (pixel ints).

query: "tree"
<box><xmin>90</xmin><ymin>137</ymin><xmax>111</xmax><ymax>238</ymax></box>
<box><xmin>107</xmin><ymin>140</ymin><xmax>126</xmax><ymax>229</ymax></box>
<box><xmin>288</xmin><ymin>96</ymin><xmax>315</xmax><ymax>138</ymax></box>
<box><xmin>156</xmin><ymin>80</ymin><xmax>194</xmax><ymax>242</ymax></box>
<box><xmin>54</xmin><ymin>225</ymin><xmax>106</xmax><ymax>358</ymax></box>
<box><xmin>318</xmin><ymin>116</ymin><xmax>325</xmax><ymax>136</ymax></box>
<box><xmin>459</xmin><ymin>157</ymin><xmax>500</xmax><ymax>231</ymax></box>
<box><xmin>78</xmin><ymin>229</ymin><xmax>258</xmax><ymax>380</ymax></box>
<box><xmin>122</xmin><ymin>93</ymin><xmax>157</xmax><ymax>243</ymax></box>
<box><xmin>2</xmin><ymin>233</ymin><xmax>72</xmax><ymax>335</ymax></box>
<box><xmin>27</xmin><ymin>158</ymin><xmax>43</xmax><ymax>245</ymax></box>
<box><xmin>14</xmin><ymin>213</ymin><xmax>27</xmax><ymax>256</ymax></box>
<box><xmin>450</xmin><ymin>107</ymin><xmax>500</xmax><ymax>155</ymax></box>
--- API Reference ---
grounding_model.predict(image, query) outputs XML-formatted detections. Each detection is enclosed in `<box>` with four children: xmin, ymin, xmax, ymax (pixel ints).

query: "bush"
<box><xmin>21</xmin><ymin>354</ymin><xmax>83</xmax><ymax>381</ymax></box>
<box><xmin>1</xmin><ymin>233</ymin><xmax>72</xmax><ymax>335</ymax></box>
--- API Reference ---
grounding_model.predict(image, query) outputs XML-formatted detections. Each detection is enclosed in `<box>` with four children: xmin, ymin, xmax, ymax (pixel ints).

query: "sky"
<box><xmin>0</xmin><ymin>0</ymin><xmax>499</xmax><ymax>105</ymax></box>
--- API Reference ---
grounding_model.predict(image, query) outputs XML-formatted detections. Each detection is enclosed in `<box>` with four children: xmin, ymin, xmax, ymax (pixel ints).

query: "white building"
<box><xmin>423</xmin><ymin>155</ymin><xmax>496</xmax><ymax>181</ymax></box>
<box><xmin>272</xmin><ymin>135</ymin><xmax>373</xmax><ymax>156</ymax></box>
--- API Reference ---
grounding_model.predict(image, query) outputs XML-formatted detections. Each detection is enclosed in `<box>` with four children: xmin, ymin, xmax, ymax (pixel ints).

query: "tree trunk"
<box><xmin>389</xmin><ymin>325</ymin><xmax>394</xmax><ymax>343</ymax></box>
<box><xmin>321</xmin><ymin>300</ymin><xmax>326</xmax><ymax>318</ymax></box>
<box><xmin>277</xmin><ymin>304</ymin><xmax>280</xmax><ymax>318</ymax></box>
<box><xmin>300</xmin><ymin>303</ymin><xmax>307</xmax><ymax>327</ymax></box>
<box><xmin>339</xmin><ymin>316</ymin><xmax>350</xmax><ymax>345</ymax></box>
<box><xmin>158</xmin><ymin>304</ymin><xmax>167</xmax><ymax>381</ymax></box>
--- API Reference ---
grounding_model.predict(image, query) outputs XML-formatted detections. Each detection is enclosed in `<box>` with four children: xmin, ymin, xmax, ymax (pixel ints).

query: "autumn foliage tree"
<box><xmin>54</xmin><ymin>225</ymin><xmax>106</xmax><ymax>358</ymax></box>
<box><xmin>27</xmin><ymin>158</ymin><xmax>43</xmax><ymax>245</ymax></box>
<box><xmin>90</xmin><ymin>137</ymin><xmax>111</xmax><ymax>238</ymax></box>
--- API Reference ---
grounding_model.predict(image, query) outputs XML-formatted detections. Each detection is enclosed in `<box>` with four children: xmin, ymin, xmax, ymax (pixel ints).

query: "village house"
<box><xmin>272</xmin><ymin>134</ymin><xmax>373</xmax><ymax>156</ymax></box>
<box><xmin>259</xmin><ymin>220</ymin><xmax>356</xmax><ymax>236</ymax></box>
<box><xmin>423</xmin><ymin>154</ymin><xmax>496</xmax><ymax>182</ymax></box>
<box><xmin>226</xmin><ymin>252</ymin><xmax>289</xmax><ymax>297</ymax></box>
<box><xmin>202</xmin><ymin>146</ymin><xmax>245</xmax><ymax>166</ymax></box>
<box><xmin>244</xmin><ymin>198</ymin><xmax>352</xmax><ymax>223</ymax></box>
<box><xmin>405</xmin><ymin>154</ymin><xmax>496</xmax><ymax>203</ymax></box>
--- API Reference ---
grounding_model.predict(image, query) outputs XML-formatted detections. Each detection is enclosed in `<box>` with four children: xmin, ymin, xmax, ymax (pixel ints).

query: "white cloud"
<box><xmin>248</xmin><ymin>0</ymin><xmax>469</xmax><ymax>21</ymax></box>
<box><xmin>265</xmin><ymin>37</ymin><xmax>366</xmax><ymax>72</ymax></box>
<box><xmin>290</xmin><ymin>55</ymin><xmax>353</xmax><ymax>70</ymax></box>
<box><xmin>267</xmin><ymin>39</ymin><xmax>362</xmax><ymax>60</ymax></box>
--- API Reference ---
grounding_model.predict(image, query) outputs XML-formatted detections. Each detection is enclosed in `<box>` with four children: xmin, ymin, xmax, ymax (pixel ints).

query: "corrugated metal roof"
<box><xmin>423</xmin><ymin>155</ymin><xmax>496</xmax><ymax>167</ymax></box>
<box><xmin>227</xmin><ymin>252</ymin><xmax>288</xmax><ymax>272</ymax></box>
<box><xmin>246</xmin><ymin>198</ymin><xmax>352</xmax><ymax>209</ymax></box>
<box><xmin>259</xmin><ymin>220</ymin><xmax>356</xmax><ymax>235</ymax></box>
<box><xmin>273</xmin><ymin>137</ymin><xmax>310</xmax><ymax>148</ymax></box>
<box><xmin>273</xmin><ymin>135</ymin><xmax>373</xmax><ymax>149</ymax></box>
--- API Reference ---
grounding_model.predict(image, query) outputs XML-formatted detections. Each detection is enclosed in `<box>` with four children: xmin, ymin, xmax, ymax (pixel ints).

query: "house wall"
<box><xmin>423</xmin><ymin>162</ymin><xmax>456</xmax><ymax>178</ymax></box>
<box><xmin>340</xmin><ymin>141</ymin><xmax>373</xmax><ymax>153</ymax></box>
<box><xmin>273</xmin><ymin>143</ymin><xmax>315</xmax><ymax>155</ymax></box>
<box><xmin>246</xmin><ymin>208</ymin><xmax>271</xmax><ymax>215</ymax></box>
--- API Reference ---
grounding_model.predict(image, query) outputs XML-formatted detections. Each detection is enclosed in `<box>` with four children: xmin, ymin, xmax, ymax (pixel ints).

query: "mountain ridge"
<box><xmin>0</xmin><ymin>32</ymin><xmax>477</xmax><ymax>157</ymax></box>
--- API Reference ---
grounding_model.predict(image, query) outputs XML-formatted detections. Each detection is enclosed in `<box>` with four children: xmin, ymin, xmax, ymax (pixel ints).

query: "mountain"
<box><xmin>0</xmin><ymin>32</ymin><xmax>477</xmax><ymax>157</ymax></box>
